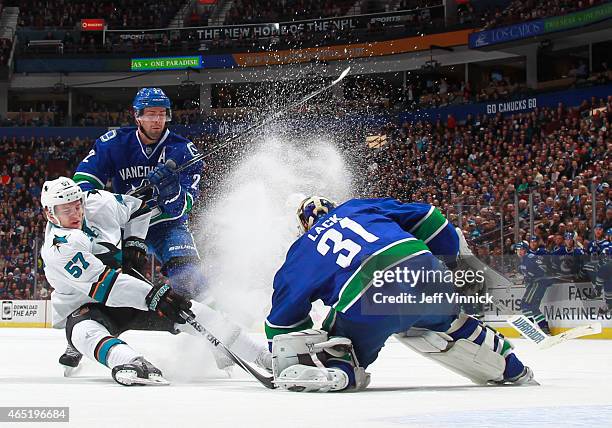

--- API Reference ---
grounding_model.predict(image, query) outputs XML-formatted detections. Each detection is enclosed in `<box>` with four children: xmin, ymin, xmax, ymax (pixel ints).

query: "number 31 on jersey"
<box><xmin>316</xmin><ymin>218</ymin><xmax>379</xmax><ymax>268</ymax></box>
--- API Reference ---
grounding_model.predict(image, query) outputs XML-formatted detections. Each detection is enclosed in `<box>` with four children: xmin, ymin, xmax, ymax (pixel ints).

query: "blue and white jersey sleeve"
<box><xmin>265</xmin><ymin>257</ymin><xmax>315</xmax><ymax>349</ymax></box>
<box><xmin>157</xmin><ymin>139</ymin><xmax>203</xmax><ymax>219</ymax></box>
<box><xmin>73</xmin><ymin>131</ymin><xmax>117</xmax><ymax>191</ymax></box>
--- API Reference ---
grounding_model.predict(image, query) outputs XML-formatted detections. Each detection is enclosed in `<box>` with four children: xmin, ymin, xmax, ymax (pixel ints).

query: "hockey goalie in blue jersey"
<box><xmin>73</xmin><ymin>88</ymin><xmax>205</xmax><ymax>300</ymax></box>
<box><xmin>266</xmin><ymin>197</ymin><xmax>535</xmax><ymax>392</ymax></box>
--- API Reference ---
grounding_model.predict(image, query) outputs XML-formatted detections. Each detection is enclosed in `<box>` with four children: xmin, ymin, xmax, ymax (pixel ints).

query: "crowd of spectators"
<box><xmin>225</xmin><ymin>0</ymin><xmax>354</xmax><ymax>25</ymax></box>
<box><xmin>1</xmin><ymin>93</ymin><xmax>609</xmax><ymax>300</ymax></box>
<box><xmin>11</xmin><ymin>0</ymin><xmax>184</xmax><ymax>29</ymax></box>
<box><xmin>0</xmin><ymin>136</ymin><xmax>87</xmax><ymax>300</ymax></box>
<box><xmin>359</xmin><ymin>96</ymin><xmax>611</xmax><ymax>269</ymax></box>
<box><xmin>483</xmin><ymin>0</ymin><xmax>606</xmax><ymax>29</ymax></box>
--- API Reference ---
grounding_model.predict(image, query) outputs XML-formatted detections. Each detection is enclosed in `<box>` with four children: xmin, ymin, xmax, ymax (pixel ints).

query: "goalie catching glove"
<box><xmin>272</xmin><ymin>329</ymin><xmax>370</xmax><ymax>392</ymax></box>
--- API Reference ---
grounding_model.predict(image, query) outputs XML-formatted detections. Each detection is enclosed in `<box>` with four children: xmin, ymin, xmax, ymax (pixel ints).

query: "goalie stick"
<box><xmin>127</xmin><ymin>268</ymin><xmax>275</xmax><ymax>389</ymax></box>
<box><xmin>491</xmin><ymin>296</ymin><xmax>602</xmax><ymax>349</ymax></box>
<box><xmin>455</xmin><ymin>243</ymin><xmax>602</xmax><ymax>349</ymax></box>
<box><xmin>132</xmin><ymin>66</ymin><xmax>351</xmax><ymax>198</ymax></box>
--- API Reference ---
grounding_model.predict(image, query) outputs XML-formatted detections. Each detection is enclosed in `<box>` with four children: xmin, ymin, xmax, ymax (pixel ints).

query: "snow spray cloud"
<box><xmin>196</xmin><ymin>134</ymin><xmax>353</xmax><ymax>327</ymax></box>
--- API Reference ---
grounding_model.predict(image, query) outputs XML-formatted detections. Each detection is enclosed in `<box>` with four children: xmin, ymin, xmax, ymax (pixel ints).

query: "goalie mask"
<box><xmin>296</xmin><ymin>196</ymin><xmax>337</xmax><ymax>235</ymax></box>
<box><xmin>41</xmin><ymin>177</ymin><xmax>84</xmax><ymax>227</ymax></box>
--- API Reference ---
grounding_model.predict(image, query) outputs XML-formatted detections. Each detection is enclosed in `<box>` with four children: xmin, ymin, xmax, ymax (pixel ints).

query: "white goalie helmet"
<box><xmin>296</xmin><ymin>196</ymin><xmax>337</xmax><ymax>235</ymax></box>
<box><xmin>41</xmin><ymin>176</ymin><xmax>84</xmax><ymax>224</ymax></box>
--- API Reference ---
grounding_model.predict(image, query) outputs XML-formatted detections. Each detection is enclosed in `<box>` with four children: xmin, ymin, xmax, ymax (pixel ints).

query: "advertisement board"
<box><xmin>0</xmin><ymin>301</ymin><xmax>51</xmax><ymax>328</ymax></box>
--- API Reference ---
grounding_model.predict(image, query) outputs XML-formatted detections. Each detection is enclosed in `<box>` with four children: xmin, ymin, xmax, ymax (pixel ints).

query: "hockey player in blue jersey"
<box><xmin>266</xmin><ymin>197</ymin><xmax>534</xmax><ymax>392</ymax></box>
<box><xmin>516</xmin><ymin>241</ymin><xmax>554</xmax><ymax>334</ymax></box>
<box><xmin>528</xmin><ymin>236</ymin><xmax>548</xmax><ymax>257</ymax></box>
<box><xmin>586</xmin><ymin>224</ymin><xmax>608</xmax><ymax>255</ymax></box>
<box><xmin>558</xmin><ymin>233</ymin><xmax>585</xmax><ymax>277</ymax></box>
<box><xmin>583</xmin><ymin>224</ymin><xmax>609</xmax><ymax>290</ymax></box>
<box><xmin>66</xmin><ymin>88</ymin><xmax>209</xmax><ymax>369</ymax></box>
<box><xmin>595</xmin><ymin>229</ymin><xmax>612</xmax><ymax>315</ymax></box>
<box><xmin>73</xmin><ymin>88</ymin><xmax>205</xmax><ymax>299</ymax></box>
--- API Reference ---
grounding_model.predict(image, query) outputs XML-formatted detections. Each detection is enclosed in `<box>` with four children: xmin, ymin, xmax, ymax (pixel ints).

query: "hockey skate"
<box><xmin>493</xmin><ymin>366</ymin><xmax>539</xmax><ymax>386</ymax></box>
<box><xmin>59</xmin><ymin>344</ymin><xmax>83</xmax><ymax>377</ymax></box>
<box><xmin>212</xmin><ymin>347</ymin><xmax>235</xmax><ymax>376</ymax></box>
<box><xmin>111</xmin><ymin>357</ymin><xmax>169</xmax><ymax>386</ymax></box>
<box><xmin>255</xmin><ymin>350</ymin><xmax>273</xmax><ymax>373</ymax></box>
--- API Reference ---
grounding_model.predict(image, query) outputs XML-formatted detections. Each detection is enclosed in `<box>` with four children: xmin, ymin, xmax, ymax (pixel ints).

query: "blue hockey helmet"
<box><xmin>607</xmin><ymin>227</ymin><xmax>612</xmax><ymax>237</ymax></box>
<box><xmin>512</xmin><ymin>241</ymin><xmax>529</xmax><ymax>253</ymax></box>
<box><xmin>133</xmin><ymin>87</ymin><xmax>172</xmax><ymax>121</ymax></box>
<box><xmin>297</xmin><ymin>196</ymin><xmax>337</xmax><ymax>234</ymax></box>
<box><xmin>564</xmin><ymin>232</ymin><xmax>574</xmax><ymax>241</ymax></box>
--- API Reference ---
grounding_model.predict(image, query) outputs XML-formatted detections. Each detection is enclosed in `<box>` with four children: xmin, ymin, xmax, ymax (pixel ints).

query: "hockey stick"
<box><xmin>131</xmin><ymin>66</ymin><xmax>351</xmax><ymax>197</ymax></box>
<box><xmin>491</xmin><ymin>296</ymin><xmax>602</xmax><ymax>348</ymax></box>
<box><xmin>179</xmin><ymin>311</ymin><xmax>276</xmax><ymax>389</ymax></box>
<box><xmin>506</xmin><ymin>313</ymin><xmax>601</xmax><ymax>349</ymax></box>
<box><xmin>127</xmin><ymin>268</ymin><xmax>275</xmax><ymax>388</ymax></box>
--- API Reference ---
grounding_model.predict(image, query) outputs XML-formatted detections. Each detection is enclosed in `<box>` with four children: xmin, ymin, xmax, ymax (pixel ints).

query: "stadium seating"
<box><xmin>1</xmin><ymin>92</ymin><xmax>609</xmax><ymax>299</ymax></box>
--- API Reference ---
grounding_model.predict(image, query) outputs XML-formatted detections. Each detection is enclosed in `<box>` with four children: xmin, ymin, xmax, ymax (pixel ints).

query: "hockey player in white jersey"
<box><xmin>40</xmin><ymin>177</ymin><xmax>271</xmax><ymax>385</ymax></box>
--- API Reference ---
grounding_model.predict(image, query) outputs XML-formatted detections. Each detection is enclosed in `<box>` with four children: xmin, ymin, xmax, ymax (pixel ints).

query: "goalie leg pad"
<box><xmin>395</xmin><ymin>331</ymin><xmax>505</xmax><ymax>384</ymax></box>
<box><xmin>272</xmin><ymin>329</ymin><xmax>369</xmax><ymax>392</ymax></box>
<box><xmin>396</xmin><ymin>313</ymin><xmax>529</xmax><ymax>384</ymax></box>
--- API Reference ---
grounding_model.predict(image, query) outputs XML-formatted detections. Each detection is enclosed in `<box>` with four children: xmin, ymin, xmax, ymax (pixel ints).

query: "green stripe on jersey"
<box><xmin>73</xmin><ymin>172</ymin><xmax>104</xmax><ymax>189</ymax></box>
<box><xmin>412</xmin><ymin>207</ymin><xmax>448</xmax><ymax>244</ymax></box>
<box><xmin>333</xmin><ymin>238</ymin><xmax>430</xmax><ymax>313</ymax></box>
<box><xmin>150</xmin><ymin>192</ymin><xmax>193</xmax><ymax>224</ymax></box>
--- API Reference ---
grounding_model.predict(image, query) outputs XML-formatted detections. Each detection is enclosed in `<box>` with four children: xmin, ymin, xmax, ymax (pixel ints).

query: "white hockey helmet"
<box><xmin>41</xmin><ymin>176</ymin><xmax>84</xmax><ymax>226</ymax></box>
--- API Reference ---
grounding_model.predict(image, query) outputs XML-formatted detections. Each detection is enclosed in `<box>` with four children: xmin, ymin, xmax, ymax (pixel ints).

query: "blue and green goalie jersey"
<box><xmin>265</xmin><ymin>198</ymin><xmax>459</xmax><ymax>344</ymax></box>
<box><xmin>72</xmin><ymin>128</ymin><xmax>203</xmax><ymax>228</ymax></box>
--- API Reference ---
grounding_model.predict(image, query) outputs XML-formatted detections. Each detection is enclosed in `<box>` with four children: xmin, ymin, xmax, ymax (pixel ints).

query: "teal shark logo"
<box><xmin>52</xmin><ymin>234</ymin><xmax>68</xmax><ymax>251</ymax></box>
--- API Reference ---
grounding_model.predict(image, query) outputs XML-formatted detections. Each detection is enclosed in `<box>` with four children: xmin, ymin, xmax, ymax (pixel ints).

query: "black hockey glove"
<box><xmin>122</xmin><ymin>237</ymin><xmax>148</xmax><ymax>276</ymax></box>
<box><xmin>146</xmin><ymin>284</ymin><xmax>192</xmax><ymax>324</ymax></box>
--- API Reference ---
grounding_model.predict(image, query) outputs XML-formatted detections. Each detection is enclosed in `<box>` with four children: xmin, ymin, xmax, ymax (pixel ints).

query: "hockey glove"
<box><xmin>147</xmin><ymin>160</ymin><xmax>181</xmax><ymax>211</ymax></box>
<box><xmin>122</xmin><ymin>236</ymin><xmax>148</xmax><ymax>277</ymax></box>
<box><xmin>146</xmin><ymin>284</ymin><xmax>192</xmax><ymax>324</ymax></box>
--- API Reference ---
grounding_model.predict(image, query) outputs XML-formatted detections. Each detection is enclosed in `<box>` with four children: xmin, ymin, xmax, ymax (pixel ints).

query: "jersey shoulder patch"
<box><xmin>48</xmin><ymin>227</ymin><xmax>91</xmax><ymax>252</ymax></box>
<box><xmin>98</xmin><ymin>129</ymin><xmax>118</xmax><ymax>143</ymax></box>
<box><xmin>96</xmin><ymin>127</ymin><xmax>134</xmax><ymax>145</ymax></box>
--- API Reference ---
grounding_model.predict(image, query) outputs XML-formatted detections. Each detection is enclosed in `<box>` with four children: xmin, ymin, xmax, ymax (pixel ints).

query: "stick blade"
<box><xmin>333</xmin><ymin>66</ymin><xmax>351</xmax><ymax>85</ymax></box>
<box><xmin>538</xmin><ymin>323</ymin><xmax>602</xmax><ymax>349</ymax></box>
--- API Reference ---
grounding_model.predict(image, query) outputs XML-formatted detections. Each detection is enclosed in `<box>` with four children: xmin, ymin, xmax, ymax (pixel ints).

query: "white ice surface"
<box><xmin>1</xmin><ymin>328</ymin><xmax>611</xmax><ymax>427</ymax></box>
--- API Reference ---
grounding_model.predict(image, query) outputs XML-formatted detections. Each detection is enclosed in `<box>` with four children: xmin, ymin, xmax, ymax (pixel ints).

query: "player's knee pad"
<box><xmin>272</xmin><ymin>329</ymin><xmax>369</xmax><ymax>392</ymax></box>
<box><xmin>164</xmin><ymin>256</ymin><xmax>207</xmax><ymax>300</ymax></box>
